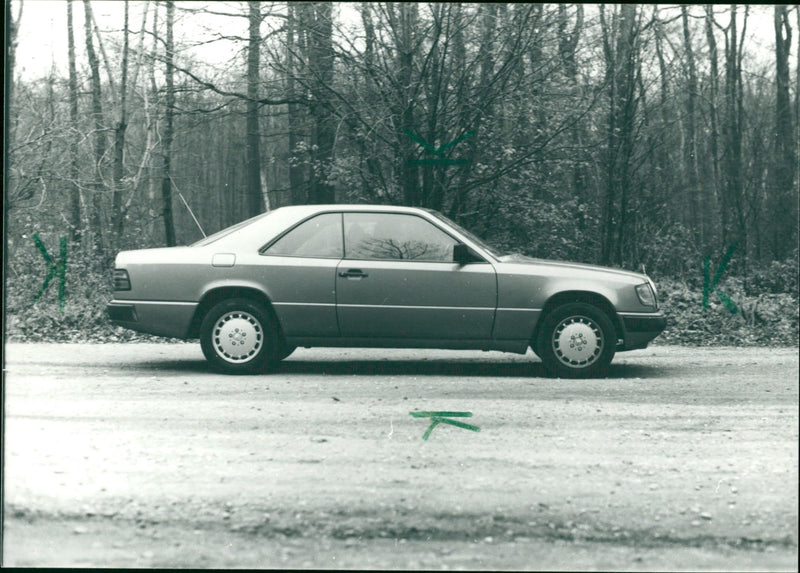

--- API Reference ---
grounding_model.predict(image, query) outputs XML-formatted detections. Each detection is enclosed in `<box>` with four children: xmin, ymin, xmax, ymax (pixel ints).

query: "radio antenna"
<box><xmin>169</xmin><ymin>175</ymin><xmax>206</xmax><ymax>238</ymax></box>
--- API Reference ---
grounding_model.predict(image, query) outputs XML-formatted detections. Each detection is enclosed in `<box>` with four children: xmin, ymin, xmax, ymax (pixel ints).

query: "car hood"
<box><xmin>498</xmin><ymin>253</ymin><xmax>649</xmax><ymax>283</ymax></box>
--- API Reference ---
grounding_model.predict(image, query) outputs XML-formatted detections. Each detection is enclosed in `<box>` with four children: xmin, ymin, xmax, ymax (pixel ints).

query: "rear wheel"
<box><xmin>278</xmin><ymin>343</ymin><xmax>296</xmax><ymax>360</ymax></box>
<box><xmin>200</xmin><ymin>298</ymin><xmax>279</xmax><ymax>374</ymax></box>
<box><xmin>535</xmin><ymin>302</ymin><xmax>616</xmax><ymax>378</ymax></box>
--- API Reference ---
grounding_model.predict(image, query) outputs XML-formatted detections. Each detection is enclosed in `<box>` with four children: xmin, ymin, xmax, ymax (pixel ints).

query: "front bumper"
<box><xmin>617</xmin><ymin>312</ymin><xmax>667</xmax><ymax>351</ymax></box>
<box><xmin>107</xmin><ymin>299</ymin><xmax>198</xmax><ymax>339</ymax></box>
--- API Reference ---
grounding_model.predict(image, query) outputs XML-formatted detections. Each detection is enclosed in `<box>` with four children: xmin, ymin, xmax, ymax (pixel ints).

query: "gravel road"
<box><xmin>3</xmin><ymin>343</ymin><xmax>798</xmax><ymax>570</ymax></box>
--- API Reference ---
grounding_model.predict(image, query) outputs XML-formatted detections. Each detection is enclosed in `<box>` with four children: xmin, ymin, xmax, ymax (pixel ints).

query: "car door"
<box><xmin>260</xmin><ymin>212</ymin><xmax>342</xmax><ymax>337</ymax></box>
<box><xmin>336</xmin><ymin>212</ymin><xmax>496</xmax><ymax>340</ymax></box>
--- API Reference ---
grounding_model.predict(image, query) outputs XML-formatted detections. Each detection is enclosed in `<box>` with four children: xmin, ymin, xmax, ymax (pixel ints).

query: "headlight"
<box><xmin>635</xmin><ymin>283</ymin><xmax>655</xmax><ymax>308</ymax></box>
<box><xmin>113</xmin><ymin>269</ymin><xmax>131</xmax><ymax>291</ymax></box>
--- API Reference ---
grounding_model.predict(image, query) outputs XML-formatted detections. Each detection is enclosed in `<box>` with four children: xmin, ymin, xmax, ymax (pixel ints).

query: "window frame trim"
<box><xmin>341</xmin><ymin>211</ymin><xmax>487</xmax><ymax>264</ymax></box>
<box><xmin>257</xmin><ymin>208</ymin><xmax>492</xmax><ymax>265</ymax></box>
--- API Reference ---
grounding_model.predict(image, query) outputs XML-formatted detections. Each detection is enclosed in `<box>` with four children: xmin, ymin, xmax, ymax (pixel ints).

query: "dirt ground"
<box><xmin>2</xmin><ymin>343</ymin><xmax>798</xmax><ymax>570</ymax></box>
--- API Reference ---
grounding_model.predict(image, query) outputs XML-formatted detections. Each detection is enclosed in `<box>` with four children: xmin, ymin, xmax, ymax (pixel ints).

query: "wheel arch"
<box><xmin>187</xmin><ymin>286</ymin><xmax>281</xmax><ymax>339</ymax></box>
<box><xmin>531</xmin><ymin>290</ymin><xmax>622</xmax><ymax>349</ymax></box>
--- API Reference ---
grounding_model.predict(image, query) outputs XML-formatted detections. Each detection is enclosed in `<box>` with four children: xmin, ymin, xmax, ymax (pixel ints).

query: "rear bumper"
<box><xmin>617</xmin><ymin>312</ymin><xmax>667</xmax><ymax>351</ymax></box>
<box><xmin>107</xmin><ymin>299</ymin><xmax>197</xmax><ymax>339</ymax></box>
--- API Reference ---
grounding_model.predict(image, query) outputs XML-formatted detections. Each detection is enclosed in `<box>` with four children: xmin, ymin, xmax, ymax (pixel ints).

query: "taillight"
<box><xmin>113</xmin><ymin>269</ymin><xmax>131</xmax><ymax>291</ymax></box>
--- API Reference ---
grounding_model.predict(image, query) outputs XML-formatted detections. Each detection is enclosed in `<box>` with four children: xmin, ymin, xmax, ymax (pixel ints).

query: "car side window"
<box><xmin>264</xmin><ymin>213</ymin><xmax>343</xmax><ymax>258</ymax></box>
<box><xmin>344</xmin><ymin>213</ymin><xmax>457</xmax><ymax>262</ymax></box>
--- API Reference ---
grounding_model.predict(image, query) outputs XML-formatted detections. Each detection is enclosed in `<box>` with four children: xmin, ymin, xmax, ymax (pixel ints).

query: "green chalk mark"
<box><xmin>405</xmin><ymin>128</ymin><xmax>474</xmax><ymax>167</ymax></box>
<box><xmin>434</xmin><ymin>417</ymin><xmax>481</xmax><ymax>432</ymax></box>
<box><xmin>31</xmin><ymin>233</ymin><xmax>68</xmax><ymax>313</ymax></box>
<box><xmin>433</xmin><ymin>130</ymin><xmax>475</xmax><ymax>153</ymax></box>
<box><xmin>711</xmin><ymin>243</ymin><xmax>737</xmax><ymax>291</ymax></box>
<box><xmin>410</xmin><ymin>411</ymin><xmax>473</xmax><ymax>418</ymax></box>
<box><xmin>702</xmin><ymin>243</ymin><xmax>738</xmax><ymax>314</ymax></box>
<box><xmin>405</xmin><ymin>129</ymin><xmax>475</xmax><ymax>155</ymax></box>
<box><xmin>422</xmin><ymin>419</ymin><xmax>441</xmax><ymax>441</ymax></box>
<box><xmin>406</xmin><ymin>129</ymin><xmax>436</xmax><ymax>154</ymax></box>
<box><xmin>715</xmin><ymin>289</ymin><xmax>740</xmax><ymax>314</ymax></box>
<box><xmin>411</xmin><ymin>411</ymin><xmax>481</xmax><ymax>440</ymax></box>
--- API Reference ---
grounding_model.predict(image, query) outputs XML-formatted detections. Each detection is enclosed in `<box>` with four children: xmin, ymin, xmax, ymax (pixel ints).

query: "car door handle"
<box><xmin>338</xmin><ymin>269</ymin><xmax>369</xmax><ymax>279</ymax></box>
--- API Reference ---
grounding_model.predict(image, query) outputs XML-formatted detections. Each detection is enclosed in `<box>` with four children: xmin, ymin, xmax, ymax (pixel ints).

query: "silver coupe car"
<box><xmin>107</xmin><ymin>204</ymin><xmax>666</xmax><ymax>377</ymax></box>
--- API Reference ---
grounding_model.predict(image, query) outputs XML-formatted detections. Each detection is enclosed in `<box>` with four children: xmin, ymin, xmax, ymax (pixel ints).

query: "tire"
<box><xmin>200</xmin><ymin>298</ymin><xmax>280</xmax><ymax>374</ymax></box>
<box><xmin>535</xmin><ymin>302</ymin><xmax>616</xmax><ymax>378</ymax></box>
<box><xmin>278</xmin><ymin>343</ymin><xmax>296</xmax><ymax>361</ymax></box>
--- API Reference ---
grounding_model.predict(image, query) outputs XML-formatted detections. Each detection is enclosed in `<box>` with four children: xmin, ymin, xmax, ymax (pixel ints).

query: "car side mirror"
<box><xmin>453</xmin><ymin>243</ymin><xmax>480</xmax><ymax>265</ymax></box>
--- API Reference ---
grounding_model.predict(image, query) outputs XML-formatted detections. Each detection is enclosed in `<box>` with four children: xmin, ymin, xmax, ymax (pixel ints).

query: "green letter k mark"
<box><xmin>703</xmin><ymin>244</ymin><xmax>738</xmax><ymax>314</ymax></box>
<box><xmin>31</xmin><ymin>233</ymin><xmax>68</xmax><ymax>313</ymax></box>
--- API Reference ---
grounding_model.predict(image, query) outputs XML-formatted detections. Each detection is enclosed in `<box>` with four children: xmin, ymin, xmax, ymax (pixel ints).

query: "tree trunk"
<box><xmin>723</xmin><ymin>4</ymin><xmax>743</xmax><ymax>250</ymax></box>
<box><xmin>558</xmin><ymin>5</ymin><xmax>586</xmax><ymax>206</ymax></box>
<box><xmin>796</xmin><ymin>7</ymin><xmax>800</xmax><ymax>200</ymax></box>
<box><xmin>653</xmin><ymin>10</ymin><xmax>673</xmax><ymax>215</ymax></box>
<box><xmin>287</xmin><ymin>2</ymin><xmax>306</xmax><ymax>205</ymax></box>
<box><xmin>600</xmin><ymin>5</ymin><xmax>639</xmax><ymax>266</ymax></box>
<box><xmin>613</xmin><ymin>5</ymin><xmax>638</xmax><ymax>266</ymax></box>
<box><xmin>66</xmin><ymin>0</ymin><xmax>81</xmax><ymax>244</ymax></box>
<box><xmin>83</xmin><ymin>0</ymin><xmax>107</xmax><ymax>260</ymax></box>
<box><xmin>599</xmin><ymin>5</ymin><xmax>616</xmax><ymax>265</ymax></box>
<box><xmin>6</xmin><ymin>0</ymin><xmax>22</xmax><ymax>210</ymax></box>
<box><xmin>246</xmin><ymin>1</ymin><xmax>266</xmax><ymax>215</ymax></box>
<box><xmin>111</xmin><ymin>0</ymin><xmax>130</xmax><ymax>250</ymax></box>
<box><xmin>160</xmin><ymin>0</ymin><xmax>176</xmax><ymax>246</ymax></box>
<box><xmin>147</xmin><ymin>0</ymin><xmax>160</xmax><ymax>230</ymax></box>
<box><xmin>6</xmin><ymin>0</ymin><xmax>19</xmax><ymax>126</ymax></box>
<box><xmin>769</xmin><ymin>5</ymin><xmax>797</xmax><ymax>259</ymax></box>
<box><xmin>704</xmin><ymin>5</ymin><xmax>721</xmax><ymax>251</ymax></box>
<box><xmin>306</xmin><ymin>2</ymin><xmax>336</xmax><ymax>204</ymax></box>
<box><xmin>527</xmin><ymin>4</ymin><xmax>546</xmax><ymax>131</ymax></box>
<box><xmin>397</xmin><ymin>3</ymin><xmax>420</xmax><ymax>206</ymax></box>
<box><xmin>681</xmin><ymin>5</ymin><xmax>701</xmax><ymax>244</ymax></box>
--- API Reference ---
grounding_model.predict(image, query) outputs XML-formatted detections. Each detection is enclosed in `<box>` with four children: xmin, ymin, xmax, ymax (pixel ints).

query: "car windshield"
<box><xmin>427</xmin><ymin>210</ymin><xmax>504</xmax><ymax>260</ymax></box>
<box><xmin>191</xmin><ymin>211</ymin><xmax>275</xmax><ymax>247</ymax></box>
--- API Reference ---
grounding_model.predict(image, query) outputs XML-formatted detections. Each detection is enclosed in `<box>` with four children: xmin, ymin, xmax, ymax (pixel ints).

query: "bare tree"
<box><xmin>5</xmin><ymin>0</ymin><xmax>23</xmax><ymax>303</ymax></box>
<box><xmin>704</xmin><ymin>4</ymin><xmax>722</xmax><ymax>250</ymax></box>
<box><xmin>394</xmin><ymin>2</ymin><xmax>422</xmax><ymax>206</ymax></box>
<box><xmin>722</xmin><ymin>4</ymin><xmax>746</xmax><ymax>253</ymax></box>
<box><xmin>558</xmin><ymin>5</ymin><xmax>585</xmax><ymax>203</ymax></box>
<box><xmin>245</xmin><ymin>1</ymin><xmax>267</xmax><ymax>215</ymax></box>
<box><xmin>681</xmin><ymin>5</ymin><xmax>701</xmax><ymax>243</ymax></box>
<box><xmin>160</xmin><ymin>0</ymin><xmax>176</xmax><ymax>246</ymax></box>
<box><xmin>6</xmin><ymin>0</ymin><xmax>22</xmax><ymax>145</ymax></box>
<box><xmin>111</xmin><ymin>0</ymin><xmax>131</xmax><ymax>250</ymax></box>
<box><xmin>303</xmin><ymin>2</ymin><xmax>336</xmax><ymax>204</ymax></box>
<box><xmin>600</xmin><ymin>4</ymin><xmax>641</xmax><ymax>265</ymax></box>
<box><xmin>769</xmin><ymin>5</ymin><xmax>797</xmax><ymax>259</ymax></box>
<box><xmin>66</xmin><ymin>0</ymin><xmax>81</xmax><ymax>243</ymax></box>
<box><xmin>83</xmin><ymin>0</ymin><xmax>107</xmax><ymax>259</ymax></box>
<box><xmin>286</xmin><ymin>2</ymin><xmax>307</xmax><ymax>205</ymax></box>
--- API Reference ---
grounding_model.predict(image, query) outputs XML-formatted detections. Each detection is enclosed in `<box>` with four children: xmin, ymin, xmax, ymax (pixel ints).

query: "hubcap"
<box><xmin>552</xmin><ymin>315</ymin><xmax>603</xmax><ymax>368</ymax></box>
<box><xmin>213</xmin><ymin>311</ymin><xmax>263</xmax><ymax>363</ymax></box>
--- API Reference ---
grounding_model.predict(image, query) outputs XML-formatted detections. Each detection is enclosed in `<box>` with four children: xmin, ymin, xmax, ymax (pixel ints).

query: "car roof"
<box><xmin>201</xmin><ymin>204</ymin><xmax>443</xmax><ymax>250</ymax></box>
<box><xmin>270</xmin><ymin>204</ymin><xmax>432</xmax><ymax>216</ymax></box>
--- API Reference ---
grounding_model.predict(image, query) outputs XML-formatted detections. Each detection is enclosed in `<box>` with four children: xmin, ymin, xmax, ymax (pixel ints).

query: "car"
<box><xmin>107</xmin><ymin>204</ymin><xmax>666</xmax><ymax>377</ymax></box>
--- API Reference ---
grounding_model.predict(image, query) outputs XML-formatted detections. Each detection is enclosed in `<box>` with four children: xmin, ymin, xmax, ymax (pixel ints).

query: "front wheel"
<box><xmin>535</xmin><ymin>303</ymin><xmax>616</xmax><ymax>378</ymax></box>
<box><xmin>200</xmin><ymin>298</ymin><xmax>279</xmax><ymax>374</ymax></box>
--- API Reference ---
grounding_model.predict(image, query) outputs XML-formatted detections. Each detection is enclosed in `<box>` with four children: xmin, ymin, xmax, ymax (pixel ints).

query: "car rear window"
<box><xmin>191</xmin><ymin>211</ymin><xmax>275</xmax><ymax>247</ymax></box>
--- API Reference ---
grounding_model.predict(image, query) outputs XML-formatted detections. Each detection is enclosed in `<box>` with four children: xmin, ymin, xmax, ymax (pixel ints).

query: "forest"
<box><xmin>4</xmin><ymin>2</ymin><xmax>799</xmax><ymax>346</ymax></box>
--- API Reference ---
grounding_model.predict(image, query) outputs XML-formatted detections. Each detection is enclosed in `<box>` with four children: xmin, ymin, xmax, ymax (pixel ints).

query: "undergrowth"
<box><xmin>655</xmin><ymin>278</ymin><xmax>798</xmax><ymax>346</ymax></box>
<box><xmin>4</xmin><ymin>253</ymin><xmax>798</xmax><ymax>347</ymax></box>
